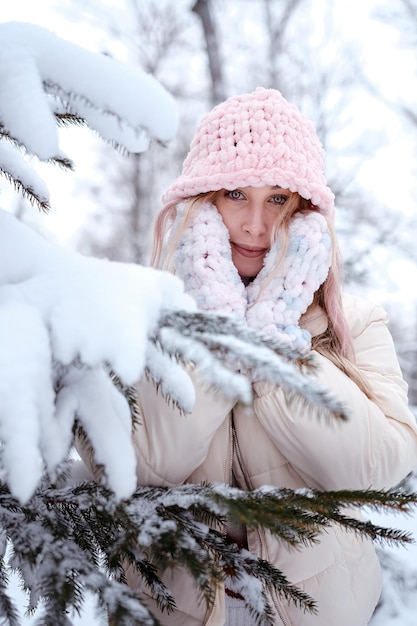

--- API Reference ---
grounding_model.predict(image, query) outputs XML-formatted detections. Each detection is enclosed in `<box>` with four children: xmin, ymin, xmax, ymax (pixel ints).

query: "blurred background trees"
<box><xmin>38</xmin><ymin>0</ymin><xmax>417</xmax><ymax>407</ymax></box>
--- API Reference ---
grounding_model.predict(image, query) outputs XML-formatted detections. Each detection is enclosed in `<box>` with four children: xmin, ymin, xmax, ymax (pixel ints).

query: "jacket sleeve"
<box><xmin>132</xmin><ymin>369</ymin><xmax>235</xmax><ymax>486</ymax></box>
<box><xmin>252</xmin><ymin>300</ymin><xmax>417</xmax><ymax>491</ymax></box>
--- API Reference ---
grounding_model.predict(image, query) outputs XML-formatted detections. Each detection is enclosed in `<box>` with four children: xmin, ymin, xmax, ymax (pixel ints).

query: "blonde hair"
<box><xmin>150</xmin><ymin>191</ymin><xmax>374</xmax><ymax>399</ymax></box>
<box><xmin>151</xmin><ymin>192</ymin><xmax>218</xmax><ymax>270</ymax></box>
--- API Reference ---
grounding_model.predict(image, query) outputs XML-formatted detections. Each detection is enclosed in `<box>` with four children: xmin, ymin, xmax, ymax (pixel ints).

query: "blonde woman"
<box><xmin>79</xmin><ymin>88</ymin><xmax>417</xmax><ymax>625</ymax></box>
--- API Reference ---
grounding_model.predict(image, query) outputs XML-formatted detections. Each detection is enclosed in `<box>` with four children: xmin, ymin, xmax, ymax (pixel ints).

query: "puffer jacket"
<box><xmin>78</xmin><ymin>294</ymin><xmax>417</xmax><ymax>625</ymax></box>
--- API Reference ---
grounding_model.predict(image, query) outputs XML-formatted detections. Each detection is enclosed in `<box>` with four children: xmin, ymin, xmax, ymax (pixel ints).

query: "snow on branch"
<box><xmin>0</xmin><ymin>141</ymin><xmax>51</xmax><ymax>210</ymax></box>
<box><xmin>0</xmin><ymin>210</ymin><xmax>346</xmax><ymax>504</ymax></box>
<box><xmin>0</xmin><ymin>210</ymin><xmax>194</xmax><ymax>502</ymax></box>
<box><xmin>2</xmin><ymin>480</ymin><xmax>416</xmax><ymax>625</ymax></box>
<box><xmin>156</xmin><ymin>311</ymin><xmax>348</xmax><ymax>419</ymax></box>
<box><xmin>0</xmin><ymin>21</ymin><xmax>178</xmax><ymax>209</ymax></box>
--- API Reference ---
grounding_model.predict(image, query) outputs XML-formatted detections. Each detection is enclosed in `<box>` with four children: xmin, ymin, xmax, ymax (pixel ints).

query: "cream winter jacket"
<box><xmin>77</xmin><ymin>294</ymin><xmax>417</xmax><ymax>626</ymax></box>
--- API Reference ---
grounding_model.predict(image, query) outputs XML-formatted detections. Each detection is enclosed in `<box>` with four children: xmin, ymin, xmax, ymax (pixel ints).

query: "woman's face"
<box><xmin>215</xmin><ymin>185</ymin><xmax>292</xmax><ymax>280</ymax></box>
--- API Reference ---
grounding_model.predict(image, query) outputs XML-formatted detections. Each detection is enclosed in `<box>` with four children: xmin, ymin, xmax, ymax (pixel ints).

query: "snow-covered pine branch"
<box><xmin>0</xmin><ymin>21</ymin><xmax>178</xmax><ymax>209</ymax></box>
<box><xmin>1</xmin><ymin>479</ymin><xmax>415</xmax><ymax>626</ymax></box>
<box><xmin>156</xmin><ymin>311</ymin><xmax>348</xmax><ymax>419</ymax></box>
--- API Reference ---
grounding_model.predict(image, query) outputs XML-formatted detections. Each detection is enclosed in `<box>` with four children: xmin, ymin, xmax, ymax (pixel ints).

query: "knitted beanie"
<box><xmin>162</xmin><ymin>87</ymin><xmax>335</xmax><ymax>217</ymax></box>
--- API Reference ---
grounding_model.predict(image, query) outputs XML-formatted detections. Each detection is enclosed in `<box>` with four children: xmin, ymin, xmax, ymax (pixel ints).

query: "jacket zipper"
<box><xmin>231</xmin><ymin>420</ymin><xmax>292</xmax><ymax>626</ymax></box>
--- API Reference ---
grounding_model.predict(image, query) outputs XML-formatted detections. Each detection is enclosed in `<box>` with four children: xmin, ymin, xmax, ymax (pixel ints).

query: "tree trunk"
<box><xmin>192</xmin><ymin>0</ymin><xmax>226</xmax><ymax>106</ymax></box>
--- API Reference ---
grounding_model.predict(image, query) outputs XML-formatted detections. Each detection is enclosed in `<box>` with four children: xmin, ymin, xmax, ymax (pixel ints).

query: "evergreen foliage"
<box><xmin>1</xmin><ymin>478</ymin><xmax>416</xmax><ymax>626</ymax></box>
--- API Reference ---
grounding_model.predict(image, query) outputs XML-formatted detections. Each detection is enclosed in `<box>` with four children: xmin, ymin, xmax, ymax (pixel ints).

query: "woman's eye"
<box><xmin>226</xmin><ymin>190</ymin><xmax>244</xmax><ymax>200</ymax></box>
<box><xmin>270</xmin><ymin>194</ymin><xmax>288</xmax><ymax>205</ymax></box>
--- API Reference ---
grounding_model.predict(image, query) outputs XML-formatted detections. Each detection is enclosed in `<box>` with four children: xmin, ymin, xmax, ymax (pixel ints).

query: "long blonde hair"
<box><xmin>150</xmin><ymin>191</ymin><xmax>374</xmax><ymax>399</ymax></box>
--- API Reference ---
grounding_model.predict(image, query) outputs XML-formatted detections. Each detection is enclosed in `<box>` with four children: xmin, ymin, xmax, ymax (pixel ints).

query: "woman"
<box><xmin>79</xmin><ymin>88</ymin><xmax>417</xmax><ymax>625</ymax></box>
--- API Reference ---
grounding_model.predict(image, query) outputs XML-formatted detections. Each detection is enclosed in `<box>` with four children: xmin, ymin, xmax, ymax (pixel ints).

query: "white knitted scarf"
<box><xmin>172</xmin><ymin>203</ymin><xmax>331</xmax><ymax>354</ymax></box>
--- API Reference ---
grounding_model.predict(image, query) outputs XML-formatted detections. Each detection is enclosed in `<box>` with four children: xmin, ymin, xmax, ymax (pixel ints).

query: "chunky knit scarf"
<box><xmin>173</xmin><ymin>203</ymin><xmax>331</xmax><ymax>354</ymax></box>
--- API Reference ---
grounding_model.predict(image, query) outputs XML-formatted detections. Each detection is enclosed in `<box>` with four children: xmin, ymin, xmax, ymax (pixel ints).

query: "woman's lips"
<box><xmin>232</xmin><ymin>243</ymin><xmax>268</xmax><ymax>258</ymax></box>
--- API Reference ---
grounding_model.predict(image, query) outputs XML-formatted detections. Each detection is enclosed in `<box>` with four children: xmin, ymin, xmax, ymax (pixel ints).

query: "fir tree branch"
<box><xmin>54</xmin><ymin>112</ymin><xmax>87</xmax><ymax>129</ymax></box>
<box><xmin>109</xmin><ymin>371</ymin><xmax>142</xmax><ymax>427</ymax></box>
<box><xmin>0</xmin><ymin>480</ymin><xmax>415</xmax><ymax>624</ymax></box>
<box><xmin>211</xmin><ymin>485</ymin><xmax>417</xmax><ymax>546</ymax></box>
<box><xmin>53</xmin><ymin>110</ymin><xmax>131</xmax><ymax>156</ymax></box>
<box><xmin>0</xmin><ymin>125</ymin><xmax>19</xmax><ymax>145</ymax></box>
<box><xmin>1</xmin><ymin>124</ymin><xmax>74</xmax><ymax>174</ymax></box>
<box><xmin>46</xmin><ymin>155</ymin><xmax>75</xmax><ymax>171</ymax></box>
<box><xmin>160</xmin><ymin>310</ymin><xmax>313</xmax><ymax>362</ymax></box>
<box><xmin>156</xmin><ymin>311</ymin><xmax>348</xmax><ymax>420</ymax></box>
<box><xmin>44</xmin><ymin>80</ymin><xmax>142</xmax><ymax>156</ymax></box>
<box><xmin>0</xmin><ymin>559</ymin><xmax>21</xmax><ymax>626</ymax></box>
<box><xmin>0</xmin><ymin>167</ymin><xmax>51</xmax><ymax>212</ymax></box>
<box><xmin>44</xmin><ymin>80</ymin><xmax>124</xmax><ymax>125</ymax></box>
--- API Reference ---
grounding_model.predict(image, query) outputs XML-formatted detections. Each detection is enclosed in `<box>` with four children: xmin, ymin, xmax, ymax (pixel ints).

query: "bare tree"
<box><xmin>192</xmin><ymin>0</ymin><xmax>226</xmax><ymax>105</ymax></box>
<box><xmin>72</xmin><ymin>0</ymin><xmax>208</xmax><ymax>263</ymax></box>
<box><xmin>262</xmin><ymin>0</ymin><xmax>305</xmax><ymax>91</ymax></box>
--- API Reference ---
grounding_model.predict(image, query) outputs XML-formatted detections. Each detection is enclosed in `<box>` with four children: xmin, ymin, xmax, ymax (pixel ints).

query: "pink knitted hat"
<box><xmin>162</xmin><ymin>87</ymin><xmax>335</xmax><ymax>216</ymax></box>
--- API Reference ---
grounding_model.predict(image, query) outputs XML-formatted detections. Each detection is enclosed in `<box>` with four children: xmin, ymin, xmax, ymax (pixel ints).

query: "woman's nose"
<box><xmin>243</xmin><ymin>205</ymin><xmax>267</xmax><ymax>236</ymax></box>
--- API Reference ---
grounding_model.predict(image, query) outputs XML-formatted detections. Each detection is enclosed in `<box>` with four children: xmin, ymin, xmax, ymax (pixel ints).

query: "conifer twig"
<box><xmin>0</xmin><ymin>167</ymin><xmax>51</xmax><ymax>212</ymax></box>
<box><xmin>156</xmin><ymin>311</ymin><xmax>348</xmax><ymax>420</ymax></box>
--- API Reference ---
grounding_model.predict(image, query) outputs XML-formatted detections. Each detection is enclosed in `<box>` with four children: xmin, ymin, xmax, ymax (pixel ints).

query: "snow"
<box><xmin>0</xmin><ymin>20</ymin><xmax>189</xmax><ymax>504</ymax></box>
<box><xmin>0</xmin><ymin>20</ymin><xmax>178</xmax><ymax>200</ymax></box>
<box><xmin>0</xmin><ymin>22</ymin><xmax>178</xmax><ymax>150</ymax></box>
<box><xmin>0</xmin><ymin>142</ymin><xmax>50</xmax><ymax>204</ymax></box>
<box><xmin>0</xmin><ymin>206</ymin><xmax>202</xmax><ymax>503</ymax></box>
<box><xmin>0</xmin><ymin>301</ymin><xmax>52</xmax><ymax>502</ymax></box>
<box><xmin>144</xmin><ymin>343</ymin><xmax>197</xmax><ymax>414</ymax></box>
<box><xmin>0</xmin><ymin>39</ymin><xmax>59</xmax><ymax>160</ymax></box>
